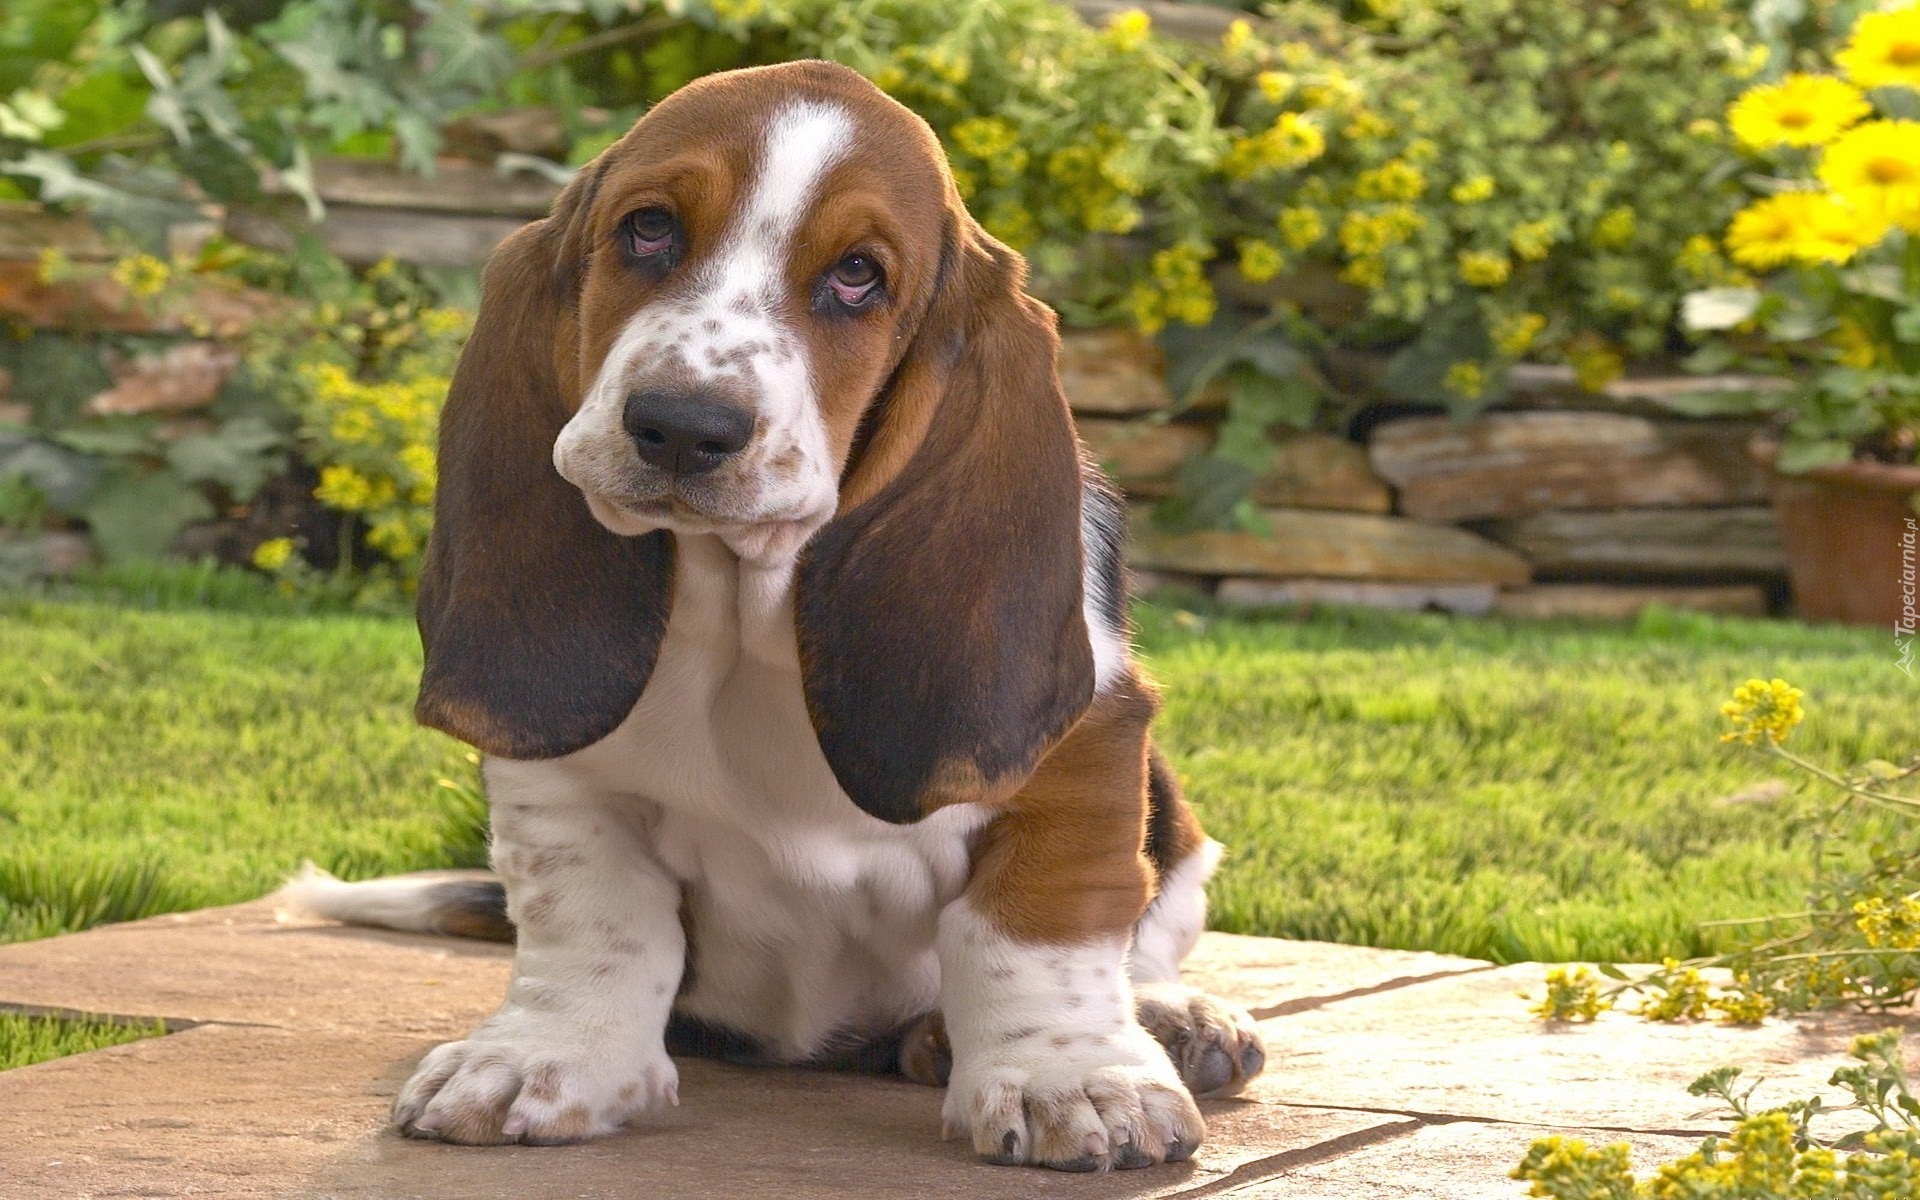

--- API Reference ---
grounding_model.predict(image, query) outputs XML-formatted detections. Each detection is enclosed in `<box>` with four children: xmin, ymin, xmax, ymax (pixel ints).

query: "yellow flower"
<box><xmin>1354</xmin><ymin>159</ymin><xmax>1426</xmax><ymax>202</ymax></box>
<box><xmin>1591</xmin><ymin>206</ymin><xmax>1637</xmax><ymax>250</ymax></box>
<box><xmin>1509</xmin><ymin>220</ymin><xmax>1556</xmax><ymax>262</ymax></box>
<box><xmin>1493</xmin><ymin>312</ymin><xmax>1547</xmax><ymax>358</ymax></box>
<box><xmin>1724</xmin><ymin>193</ymin><xmax>1810</xmax><ymax>270</ymax></box>
<box><xmin>1104</xmin><ymin>9</ymin><xmax>1151</xmax><ymax>52</ymax></box>
<box><xmin>1727</xmin><ymin>191</ymin><xmax>1886</xmax><ymax>269</ymax></box>
<box><xmin>1854</xmin><ymin>895</ymin><xmax>1920</xmax><ymax>950</ymax></box>
<box><xmin>250</xmin><ymin>538</ymin><xmax>295</xmax><ymax>572</ymax></box>
<box><xmin>1223</xmin><ymin>112</ymin><xmax>1326</xmax><ymax>178</ymax></box>
<box><xmin>1819</xmin><ymin>119</ymin><xmax>1920</xmax><ymax>229</ymax></box>
<box><xmin>952</xmin><ymin>116</ymin><xmax>1019</xmax><ymax>161</ymax></box>
<box><xmin>1458</xmin><ymin>250</ymin><xmax>1511</xmax><ymax>288</ymax></box>
<box><xmin>1567</xmin><ymin>338</ymin><xmax>1623</xmax><ymax>392</ymax></box>
<box><xmin>1727</xmin><ymin>74</ymin><xmax>1871</xmax><ymax>150</ymax></box>
<box><xmin>1718</xmin><ymin>677</ymin><xmax>1804</xmax><ymax>746</ymax></box>
<box><xmin>110</xmin><ymin>253</ymin><xmax>170</xmax><ymax>298</ymax></box>
<box><xmin>315</xmin><ymin>465</ymin><xmax>376</xmax><ymax>512</ymax></box>
<box><xmin>1339</xmin><ymin>207</ymin><xmax>1423</xmax><ymax>256</ymax></box>
<box><xmin>35</xmin><ymin>246</ymin><xmax>70</xmax><ymax>284</ymax></box>
<box><xmin>1237</xmin><ymin>239</ymin><xmax>1284</xmax><ymax>283</ymax></box>
<box><xmin>1443</xmin><ymin>361</ymin><xmax>1484</xmax><ymax>400</ymax></box>
<box><xmin>1450</xmin><ymin>175</ymin><xmax>1495</xmax><ymax>204</ymax></box>
<box><xmin>1222</xmin><ymin>18</ymin><xmax>1254</xmax><ymax>56</ymax></box>
<box><xmin>1256</xmin><ymin>71</ymin><xmax>1294</xmax><ymax>103</ymax></box>
<box><xmin>1277</xmin><ymin>205</ymin><xmax>1326</xmax><ymax>249</ymax></box>
<box><xmin>1836</xmin><ymin>6</ymin><xmax>1920</xmax><ymax>91</ymax></box>
<box><xmin>1339</xmin><ymin>256</ymin><xmax>1385</xmax><ymax>289</ymax></box>
<box><xmin>1342</xmin><ymin>109</ymin><xmax>1393</xmax><ymax>141</ymax></box>
<box><xmin>1832</xmin><ymin>318</ymin><xmax>1886</xmax><ymax>368</ymax></box>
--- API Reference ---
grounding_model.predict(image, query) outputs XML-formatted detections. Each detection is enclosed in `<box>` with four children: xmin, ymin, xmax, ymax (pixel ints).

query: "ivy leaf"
<box><xmin>0</xmin><ymin>434</ymin><xmax>101</xmax><ymax>511</ymax></box>
<box><xmin>81</xmin><ymin>469</ymin><xmax>213</xmax><ymax>563</ymax></box>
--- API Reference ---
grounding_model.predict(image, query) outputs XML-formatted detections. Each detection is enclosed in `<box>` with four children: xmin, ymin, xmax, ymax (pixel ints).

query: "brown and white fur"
<box><xmin>279</xmin><ymin>60</ymin><xmax>1264</xmax><ymax>1172</ymax></box>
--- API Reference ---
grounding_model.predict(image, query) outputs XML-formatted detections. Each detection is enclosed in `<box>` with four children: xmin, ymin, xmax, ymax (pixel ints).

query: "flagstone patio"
<box><xmin>1</xmin><ymin>895</ymin><xmax>1911</xmax><ymax>1199</ymax></box>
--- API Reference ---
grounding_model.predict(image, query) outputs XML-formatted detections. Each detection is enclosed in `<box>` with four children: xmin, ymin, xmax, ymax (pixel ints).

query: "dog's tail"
<box><xmin>271</xmin><ymin>862</ymin><xmax>515</xmax><ymax>942</ymax></box>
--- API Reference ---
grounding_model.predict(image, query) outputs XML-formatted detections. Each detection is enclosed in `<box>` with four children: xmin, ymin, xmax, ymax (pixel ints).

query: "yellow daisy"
<box><xmin>1836</xmin><ymin>6</ymin><xmax>1920</xmax><ymax>91</ymax></box>
<box><xmin>1791</xmin><ymin>194</ymin><xmax>1889</xmax><ymax>264</ymax></box>
<box><xmin>1818</xmin><ymin>119</ymin><xmax>1920</xmax><ymax>228</ymax></box>
<box><xmin>1726</xmin><ymin>74</ymin><xmax>1871</xmax><ymax>149</ymax></box>
<box><xmin>1725</xmin><ymin>194</ymin><xmax>1813</xmax><ymax>270</ymax></box>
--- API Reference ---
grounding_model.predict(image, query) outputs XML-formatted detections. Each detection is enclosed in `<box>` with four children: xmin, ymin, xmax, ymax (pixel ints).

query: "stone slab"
<box><xmin>1495</xmin><ymin>583</ymin><xmax>1770</xmax><ymax>620</ymax></box>
<box><xmin>1131</xmin><ymin>507</ymin><xmax>1531</xmax><ymax>586</ymax></box>
<box><xmin>1059</xmin><ymin>327</ymin><xmax>1175</xmax><ymax>415</ymax></box>
<box><xmin>1249</xmin><ymin>1120</ymin><xmax>1710</xmax><ymax>1200</ymax></box>
<box><xmin>1369</xmin><ymin>413</ymin><xmax>1766</xmax><ymax>522</ymax></box>
<box><xmin>1484</xmin><ymin>507</ymin><xmax>1784</xmax><ymax>579</ymax></box>
<box><xmin>0</xmin><ymin>901</ymin><xmax>1398</xmax><ymax>1199</ymax></box>
<box><xmin>1215</xmin><ymin>578</ymin><xmax>1497</xmax><ymax>615</ymax></box>
<box><xmin>1253</xmin><ymin>964</ymin><xmax>1919</xmax><ymax>1132</ymax></box>
<box><xmin>1080</xmin><ymin>423</ymin><xmax>1391</xmax><ymax>514</ymax></box>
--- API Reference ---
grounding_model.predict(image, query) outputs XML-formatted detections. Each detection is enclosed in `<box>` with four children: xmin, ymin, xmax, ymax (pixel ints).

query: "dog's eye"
<box><xmin>625</xmin><ymin>208</ymin><xmax>677</xmax><ymax>257</ymax></box>
<box><xmin>827</xmin><ymin>253</ymin><xmax>883</xmax><ymax>307</ymax></box>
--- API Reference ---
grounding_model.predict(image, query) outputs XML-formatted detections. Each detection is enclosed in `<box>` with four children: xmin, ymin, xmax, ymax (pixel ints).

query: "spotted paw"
<box><xmin>394</xmin><ymin>1031</ymin><xmax>678</xmax><ymax>1146</ymax></box>
<box><xmin>1134</xmin><ymin>982</ymin><xmax>1266</xmax><ymax>1098</ymax></box>
<box><xmin>942</xmin><ymin>1023</ymin><xmax>1205</xmax><ymax>1171</ymax></box>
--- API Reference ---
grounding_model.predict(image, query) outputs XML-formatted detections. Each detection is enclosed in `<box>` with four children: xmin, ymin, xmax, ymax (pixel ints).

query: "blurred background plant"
<box><xmin>1677</xmin><ymin>3</ymin><xmax>1920</xmax><ymax>474</ymax></box>
<box><xmin>0</xmin><ymin>0</ymin><xmax>1907</xmax><ymax>586</ymax></box>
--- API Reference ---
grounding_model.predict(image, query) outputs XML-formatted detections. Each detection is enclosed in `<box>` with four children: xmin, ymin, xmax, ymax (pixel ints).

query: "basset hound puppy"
<box><xmin>283</xmin><ymin>59</ymin><xmax>1265</xmax><ymax>1172</ymax></box>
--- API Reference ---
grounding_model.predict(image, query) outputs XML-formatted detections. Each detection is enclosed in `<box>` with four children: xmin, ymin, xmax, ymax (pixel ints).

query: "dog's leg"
<box><xmin>936</xmin><ymin>677</ymin><xmax>1206</xmax><ymax>1172</ymax></box>
<box><xmin>1130</xmin><ymin>759</ymin><xmax>1266</xmax><ymax>1099</ymax></box>
<box><xmin>393</xmin><ymin>758</ymin><xmax>683</xmax><ymax>1145</ymax></box>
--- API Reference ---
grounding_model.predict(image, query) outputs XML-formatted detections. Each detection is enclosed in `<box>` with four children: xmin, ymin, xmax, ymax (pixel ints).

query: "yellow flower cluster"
<box><xmin>1352</xmin><ymin>158</ymin><xmax>1425</xmax><ymax>202</ymax></box>
<box><xmin>1492</xmin><ymin>312</ymin><xmax>1547</xmax><ymax>358</ymax></box>
<box><xmin>1718</xmin><ymin>677</ymin><xmax>1805</xmax><ymax>746</ymax></box>
<box><xmin>1566</xmin><ymin>337</ymin><xmax>1624</xmax><ymax>393</ymax></box>
<box><xmin>1530</xmin><ymin>966</ymin><xmax>1610</xmax><ymax>1022</ymax></box>
<box><xmin>1045</xmin><ymin>129</ymin><xmax>1144</xmax><ymax>235</ymax></box>
<box><xmin>1449</xmin><ymin>174</ymin><xmax>1495</xmax><ymax>204</ymax></box>
<box><xmin>1457</xmin><ymin>250</ymin><xmax>1512</xmax><ymax>288</ymax></box>
<box><xmin>1835</xmin><ymin>6</ymin><xmax>1920</xmax><ymax>91</ymax></box>
<box><xmin>1125</xmin><ymin>243</ymin><xmax>1215</xmax><ymax>334</ymax></box>
<box><xmin>1222</xmin><ymin>112</ymin><xmax>1326</xmax><ymax>179</ymax></box>
<box><xmin>1277</xmin><ymin>205</ymin><xmax>1327</xmax><ymax>250</ymax></box>
<box><xmin>1633</xmin><ymin>958</ymin><xmax>1713</xmax><ymax>1021</ymax></box>
<box><xmin>1102</xmin><ymin>9</ymin><xmax>1151</xmax><ymax>53</ymax></box>
<box><xmin>1854</xmin><ymin>895</ymin><xmax>1920</xmax><ymax>951</ymax></box>
<box><xmin>1442</xmin><ymin>361</ymin><xmax>1484</xmax><ymax>401</ymax></box>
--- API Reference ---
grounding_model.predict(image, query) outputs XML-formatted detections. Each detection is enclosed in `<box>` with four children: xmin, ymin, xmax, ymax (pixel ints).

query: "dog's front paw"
<box><xmin>394</xmin><ymin>1031</ymin><xmax>678</xmax><ymax>1146</ymax></box>
<box><xmin>1135</xmin><ymin>982</ymin><xmax>1267</xmax><ymax>1098</ymax></box>
<box><xmin>942</xmin><ymin>1023</ymin><xmax>1205</xmax><ymax>1171</ymax></box>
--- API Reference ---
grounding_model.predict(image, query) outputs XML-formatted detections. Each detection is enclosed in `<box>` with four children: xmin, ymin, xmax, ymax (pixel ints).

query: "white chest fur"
<box><xmin>518</xmin><ymin>533</ymin><xmax>990</xmax><ymax>1059</ymax></box>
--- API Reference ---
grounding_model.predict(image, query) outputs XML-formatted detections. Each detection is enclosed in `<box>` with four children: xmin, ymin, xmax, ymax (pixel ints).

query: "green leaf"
<box><xmin>80</xmin><ymin>470</ymin><xmax>213</xmax><ymax>564</ymax></box>
<box><xmin>1594</xmin><ymin>962</ymin><xmax>1629</xmax><ymax>981</ymax></box>
<box><xmin>1680</xmin><ymin>287</ymin><xmax>1762</xmax><ymax>332</ymax></box>
<box><xmin>1774</xmin><ymin>437</ymin><xmax>1853</xmax><ymax>474</ymax></box>
<box><xmin>163</xmin><ymin>417</ymin><xmax>286</xmax><ymax>501</ymax></box>
<box><xmin>0</xmin><ymin>434</ymin><xmax>101</xmax><ymax>512</ymax></box>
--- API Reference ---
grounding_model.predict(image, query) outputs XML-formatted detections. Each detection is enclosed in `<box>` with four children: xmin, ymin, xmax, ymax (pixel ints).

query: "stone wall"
<box><xmin>4</xmin><ymin>172</ymin><xmax>1786</xmax><ymax>618</ymax></box>
<box><xmin>1058</xmin><ymin>328</ymin><xmax>1784</xmax><ymax>620</ymax></box>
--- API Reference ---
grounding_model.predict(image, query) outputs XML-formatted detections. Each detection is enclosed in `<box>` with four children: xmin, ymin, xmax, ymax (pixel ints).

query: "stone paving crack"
<box><xmin>1165</xmin><ymin>1118</ymin><xmax>1428</xmax><ymax>1197</ymax></box>
<box><xmin>1263</xmin><ymin>1099</ymin><xmax>1725</xmax><ymax>1141</ymax></box>
<box><xmin>1250</xmin><ymin>964</ymin><xmax>1501</xmax><ymax>1020</ymax></box>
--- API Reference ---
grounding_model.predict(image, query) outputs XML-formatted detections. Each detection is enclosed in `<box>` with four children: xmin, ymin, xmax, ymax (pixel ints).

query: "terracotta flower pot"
<box><xmin>1751</xmin><ymin>435</ymin><xmax>1920</xmax><ymax>626</ymax></box>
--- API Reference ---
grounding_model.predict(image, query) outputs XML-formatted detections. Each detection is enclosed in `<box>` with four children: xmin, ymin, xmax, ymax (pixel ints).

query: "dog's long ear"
<box><xmin>797</xmin><ymin>220</ymin><xmax>1095</xmax><ymax>824</ymax></box>
<box><xmin>415</xmin><ymin>162</ymin><xmax>673</xmax><ymax>759</ymax></box>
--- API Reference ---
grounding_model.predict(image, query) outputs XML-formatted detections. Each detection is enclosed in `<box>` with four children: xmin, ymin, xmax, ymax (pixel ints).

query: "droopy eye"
<box><xmin>828</xmin><ymin>252</ymin><xmax>883</xmax><ymax>307</ymax></box>
<box><xmin>625</xmin><ymin>208</ymin><xmax>677</xmax><ymax>257</ymax></box>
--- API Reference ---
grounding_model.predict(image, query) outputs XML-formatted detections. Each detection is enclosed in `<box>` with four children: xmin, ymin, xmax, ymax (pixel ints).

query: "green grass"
<box><xmin>0</xmin><ymin>567</ymin><xmax>1910</xmax><ymax>965</ymax></box>
<box><xmin>0</xmin><ymin>1011</ymin><xmax>167</xmax><ymax>1071</ymax></box>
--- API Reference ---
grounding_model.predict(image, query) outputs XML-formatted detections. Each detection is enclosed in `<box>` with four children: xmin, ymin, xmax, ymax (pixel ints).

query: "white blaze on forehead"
<box><xmin>708</xmin><ymin>100</ymin><xmax>855</xmax><ymax>301</ymax></box>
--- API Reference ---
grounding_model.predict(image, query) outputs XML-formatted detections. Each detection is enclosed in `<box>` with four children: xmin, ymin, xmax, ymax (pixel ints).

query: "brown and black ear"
<box><xmin>798</xmin><ymin>220</ymin><xmax>1095</xmax><ymax>824</ymax></box>
<box><xmin>414</xmin><ymin>160</ymin><xmax>673</xmax><ymax>760</ymax></box>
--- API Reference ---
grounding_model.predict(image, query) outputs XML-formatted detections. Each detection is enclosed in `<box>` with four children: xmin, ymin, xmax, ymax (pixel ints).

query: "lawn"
<box><xmin>0</xmin><ymin>567</ymin><xmax>1910</xmax><ymax>969</ymax></box>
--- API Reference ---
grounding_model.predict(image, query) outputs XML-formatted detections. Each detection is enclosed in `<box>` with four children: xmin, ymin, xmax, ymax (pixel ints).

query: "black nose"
<box><xmin>622</xmin><ymin>389</ymin><xmax>754</xmax><ymax>476</ymax></box>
